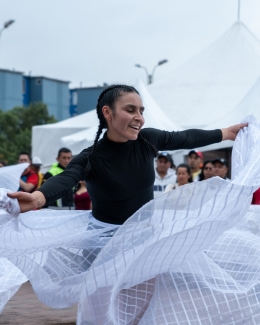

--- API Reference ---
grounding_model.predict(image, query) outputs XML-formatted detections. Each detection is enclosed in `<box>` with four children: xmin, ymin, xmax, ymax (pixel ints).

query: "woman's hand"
<box><xmin>7</xmin><ymin>191</ymin><xmax>46</xmax><ymax>213</ymax></box>
<box><xmin>221</xmin><ymin>123</ymin><xmax>248</xmax><ymax>141</ymax></box>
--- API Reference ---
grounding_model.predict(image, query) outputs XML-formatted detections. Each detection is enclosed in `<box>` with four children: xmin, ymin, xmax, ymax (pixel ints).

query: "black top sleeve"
<box><xmin>38</xmin><ymin>148</ymin><xmax>89</xmax><ymax>205</ymax></box>
<box><xmin>140</xmin><ymin>128</ymin><xmax>222</xmax><ymax>150</ymax></box>
<box><xmin>42</xmin><ymin>172</ymin><xmax>52</xmax><ymax>183</ymax></box>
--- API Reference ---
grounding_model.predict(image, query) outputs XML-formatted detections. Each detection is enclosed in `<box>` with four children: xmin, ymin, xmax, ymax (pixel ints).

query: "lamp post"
<box><xmin>135</xmin><ymin>59</ymin><xmax>168</xmax><ymax>85</ymax></box>
<box><xmin>0</xmin><ymin>19</ymin><xmax>15</xmax><ymax>45</ymax></box>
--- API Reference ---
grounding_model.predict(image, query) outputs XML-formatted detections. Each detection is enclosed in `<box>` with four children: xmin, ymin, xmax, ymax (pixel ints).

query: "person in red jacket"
<box><xmin>252</xmin><ymin>188</ymin><xmax>260</xmax><ymax>204</ymax></box>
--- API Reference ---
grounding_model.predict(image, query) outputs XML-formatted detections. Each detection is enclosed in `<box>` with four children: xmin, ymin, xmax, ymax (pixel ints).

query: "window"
<box><xmin>72</xmin><ymin>91</ymin><xmax>78</xmax><ymax>105</ymax></box>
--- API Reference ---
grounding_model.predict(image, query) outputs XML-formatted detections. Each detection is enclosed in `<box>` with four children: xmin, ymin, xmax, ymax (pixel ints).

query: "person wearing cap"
<box><xmin>212</xmin><ymin>158</ymin><xmax>230</xmax><ymax>180</ymax></box>
<box><xmin>154</xmin><ymin>152</ymin><xmax>177</xmax><ymax>198</ymax></box>
<box><xmin>188</xmin><ymin>150</ymin><xmax>203</xmax><ymax>182</ymax></box>
<box><xmin>31</xmin><ymin>157</ymin><xmax>43</xmax><ymax>189</ymax></box>
<box><xmin>18</xmin><ymin>154</ymin><xmax>39</xmax><ymax>193</ymax></box>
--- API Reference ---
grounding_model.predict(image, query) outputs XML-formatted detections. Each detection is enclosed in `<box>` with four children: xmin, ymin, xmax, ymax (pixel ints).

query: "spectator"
<box><xmin>154</xmin><ymin>152</ymin><xmax>176</xmax><ymax>198</ymax></box>
<box><xmin>199</xmin><ymin>161</ymin><xmax>214</xmax><ymax>181</ymax></box>
<box><xmin>212</xmin><ymin>158</ymin><xmax>230</xmax><ymax>180</ymax></box>
<box><xmin>74</xmin><ymin>181</ymin><xmax>92</xmax><ymax>210</ymax></box>
<box><xmin>19</xmin><ymin>163</ymin><xmax>39</xmax><ymax>193</ymax></box>
<box><xmin>188</xmin><ymin>150</ymin><xmax>203</xmax><ymax>182</ymax></box>
<box><xmin>168</xmin><ymin>155</ymin><xmax>176</xmax><ymax>171</ymax></box>
<box><xmin>165</xmin><ymin>163</ymin><xmax>192</xmax><ymax>192</ymax></box>
<box><xmin>18</xmin><ymin>151</ymin><xmax>31</xmax><ymax>164</ymax></box>
<box><xmin>31</xmin><ymin>157</ymin><xmax>43</xmax><ymax>189</ymax></box>
<box><xmin>0</xmin><ymin>161</ymin><xmax>7</xmax><ymax>167</ymax></box>
<box><xmin>42</xmin><ymin>148</ymin><xmax>74</xmax><ymax>209</ymax></box>
<box><xmin>252</xmin><ymin>188</ymin><xmax>260</xmax><ymax>204</ymax></box>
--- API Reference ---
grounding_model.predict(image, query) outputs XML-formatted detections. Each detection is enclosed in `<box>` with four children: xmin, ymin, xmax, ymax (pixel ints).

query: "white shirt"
<box><xmin>154</xmin><ymin>168</ymin><xmax>177</xmax><ymax>199</ymax></box>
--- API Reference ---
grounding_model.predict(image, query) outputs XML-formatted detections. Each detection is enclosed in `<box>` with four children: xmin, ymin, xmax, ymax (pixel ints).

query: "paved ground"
<box><xmin>0</xmin><ymin>282</ymin><xmax>77</xmax><ymax>324</ymax></box>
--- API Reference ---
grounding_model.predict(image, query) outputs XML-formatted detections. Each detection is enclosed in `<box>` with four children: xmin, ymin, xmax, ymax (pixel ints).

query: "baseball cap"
<box><xmin>212</xmin><ymin>158</ymin><xmax>228</xmax><ymax>167</ymax></box>
<box><xmin>188</xmin><ymin>150</ymin><xmax>203</xmax><ymax>159</ymax></box>
<box><xmin>157</xmin><ymin>152</ymin><xmax>171</xmax><ymax>161</ymax></box>
<box><xmin>32</xmin><ymin>157</ymin><xmax>42</xmax><ymax>166</ymax></box>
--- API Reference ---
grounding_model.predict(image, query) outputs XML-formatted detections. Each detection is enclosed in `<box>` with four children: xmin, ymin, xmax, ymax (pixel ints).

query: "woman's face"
<box><xmin>177</xmin><ymin>167</ymin><xmax>190</xmax><ymax>186</ymax></box>
<box><xmin>203</xmin><ymin>162</ymin><xmax>214</xmax><ymax>180</ymax></box>
<box><xmin>103</xmin><ymin>92</ymin><xmax>145</xmax><ymax>142</ymax></box>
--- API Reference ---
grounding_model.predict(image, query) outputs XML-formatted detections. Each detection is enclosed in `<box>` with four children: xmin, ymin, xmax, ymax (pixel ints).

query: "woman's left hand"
<box><xmin>221</xmin><ymin>123</ymin><xmax>248</xmax><ymax>141</ymax></box>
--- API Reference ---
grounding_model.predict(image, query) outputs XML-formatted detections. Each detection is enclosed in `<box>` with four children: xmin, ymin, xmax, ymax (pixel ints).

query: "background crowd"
<box><xmin>1</xmin><ymin>147</ymin><xmax>259</xmax><ymax>208</ymax></box>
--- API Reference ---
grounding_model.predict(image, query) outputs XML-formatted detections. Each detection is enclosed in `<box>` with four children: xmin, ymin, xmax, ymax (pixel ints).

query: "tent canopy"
<box><xmin>32</xmin><ymin>110</ymin><xmax>98</xmax><ymax>171</ymax></box>
<box><xmin>149</xmin><ymin>21</ymin><xmax>260</xmax><ymax>129</ymax></box>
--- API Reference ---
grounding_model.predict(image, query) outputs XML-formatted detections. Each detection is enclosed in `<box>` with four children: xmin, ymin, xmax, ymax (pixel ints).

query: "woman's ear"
<box><xmin>102</xmin><ymin>106</ymin><xmax>112</xmax><ymax>122</ymax></box>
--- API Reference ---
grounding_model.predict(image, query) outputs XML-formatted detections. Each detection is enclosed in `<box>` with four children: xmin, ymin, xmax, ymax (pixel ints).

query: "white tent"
<box><xmin>59</xmin><ymin>80</ymin><xmax>182</xmax><ymax>155</ymax></box>
<box><xmin>149</xmin><ymin>21</ymin><xmax>260</xmax><ymax>129</ymax></box>
<box><xmin>32</xmin><ymin>110</ymin><xmax>98</xmax><ymax>171</ymax></box>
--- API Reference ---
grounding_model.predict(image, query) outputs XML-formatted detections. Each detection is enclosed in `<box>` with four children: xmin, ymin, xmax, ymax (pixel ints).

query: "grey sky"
<box><xmin>1</xmin><ymin>0</ymin><xmax>260</xmax><ymax>88</ymax></box>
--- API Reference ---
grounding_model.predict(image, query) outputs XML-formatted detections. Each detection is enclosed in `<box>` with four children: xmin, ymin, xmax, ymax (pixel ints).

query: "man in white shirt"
<box><xmin>154</xmin><ymin>152</ymin><xmax>177</xmax><ymax>198</ymax></box>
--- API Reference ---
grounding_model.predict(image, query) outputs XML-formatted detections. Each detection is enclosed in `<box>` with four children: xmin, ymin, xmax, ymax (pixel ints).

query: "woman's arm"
<box><xmin>141</xmin><ymin>124</ymin><xmax>247</xmax><ymax>151</ymax></box>
<box><xmin>8</xmin><ymin>148</ymin><xmax>90</xmax><ymax>212</ymax></box>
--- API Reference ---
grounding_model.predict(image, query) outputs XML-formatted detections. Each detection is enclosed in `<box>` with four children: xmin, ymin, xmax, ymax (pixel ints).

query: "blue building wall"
<box><xmin>0</xmin><ymin>69</ymin><xmax>23</xmax><ymax>111</ymax></box>
<box><xmin>23</xmin><ymin>76</ymin><xmax>70</xmax><ymax>121</ymax></box>
<box><xmin>23</xmin><ymin>76</ymin><xmax>31</xmax><ymax>106</ymax></box>
<box><xmin>69</xmin><ymin>86</ymin><xmax>106</xmax><ymax>116</ymax></box>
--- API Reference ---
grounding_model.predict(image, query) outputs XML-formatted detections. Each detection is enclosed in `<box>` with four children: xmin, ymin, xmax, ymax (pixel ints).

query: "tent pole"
<box><xmin>238</xmin><ymin>0</ymin><xmax>241</xmax><ymax>21</ymax></box>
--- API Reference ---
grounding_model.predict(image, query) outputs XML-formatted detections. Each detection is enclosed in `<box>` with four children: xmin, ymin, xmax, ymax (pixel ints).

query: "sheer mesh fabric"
<box><xmin>0</xmin><ymin>116</ymin><xmax>260</xmax><ymax>324</ymax></box>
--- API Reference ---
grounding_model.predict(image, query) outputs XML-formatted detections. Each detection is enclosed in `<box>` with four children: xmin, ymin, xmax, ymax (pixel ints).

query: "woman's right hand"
<box><xmin>7</xmin><ymin>191</ymin><xmax>46</xmax><ymax>213</ymax></box>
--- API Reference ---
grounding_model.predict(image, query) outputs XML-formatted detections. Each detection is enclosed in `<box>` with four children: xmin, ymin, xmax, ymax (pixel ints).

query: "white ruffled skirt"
<box><xmin>1</xmin><ymin>115</ymin><xmax>260</xmax><ymax>324</ymax></box>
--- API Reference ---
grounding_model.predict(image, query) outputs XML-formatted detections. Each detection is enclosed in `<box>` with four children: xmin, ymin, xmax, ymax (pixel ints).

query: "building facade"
<box><xmin>23</xmin><ymin>76</ymin><xmax>70</xmax><ymax>121</ymax></box>
<box><xmin>0</xmin><ymin>69</ymin><xmax>23</xmax><ymax>111</ymax></box>
<box><xmin>0</xmin><ymin>69</ymin><xmax>70</xmax><ymax>121</ymax></box>
<box><xmin>69</xmin><ymin>86</ymin><xmax>106</xmax><ymax>116</ymax></box>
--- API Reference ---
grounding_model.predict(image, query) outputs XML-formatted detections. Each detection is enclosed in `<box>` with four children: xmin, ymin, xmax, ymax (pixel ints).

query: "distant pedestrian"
<box><xmin>154</xmin><ymin>152</ymin><xmax>176</xmax><ymax>198</ymax></box>
<box><xmin>188</xmin><ymin>150</ymin><xmax>203</xmax><ymax>182</ymax></box>
<box><xmin>212</xmin><ymin>158</ymin><xmax>230</xmax><ymax>180</ymax></box>
<box><xmin>165</xmin><ymin>163</ymin><xmax>192</xmax><ymax>192</ymax></box>
<box><xmin>74</xmin><ymin>181</ymin><xmax>92</xmax><ymax>210</ymax></box>
<box><xmin>199</xmin><ymin>160</ymin><xmax>214</xmax><ymax>181</ymax></box>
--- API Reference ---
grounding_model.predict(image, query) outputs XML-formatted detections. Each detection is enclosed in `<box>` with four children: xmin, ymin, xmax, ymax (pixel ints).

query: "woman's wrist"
<box><xmin>32</xmin><ymin>191</ymin><xmax>46</xmax><ymax>208</ymax></box>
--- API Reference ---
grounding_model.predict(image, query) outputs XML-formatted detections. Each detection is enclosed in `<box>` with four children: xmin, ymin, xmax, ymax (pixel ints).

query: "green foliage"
<box><xmin>0</xmin><ymin>102</ymin><xmax>56</xmax><ymax>165</ymax></box>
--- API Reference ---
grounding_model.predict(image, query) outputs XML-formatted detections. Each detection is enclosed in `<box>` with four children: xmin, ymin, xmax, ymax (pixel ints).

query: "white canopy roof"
<box><xmin>60</xmin><ymin>80</ymin><xmax>182</xmax><ymax>156</ymax></box>
<box><xmin>206</xmin><ymin>76</ymin><xmax>260</xmax><ymax>129</ymax></box>
<box><xmin>149</xmin><ymin>21</ymin><xmax>260</xmax><ymax>129</ymax></box>
<box><xmin>32</xmin><ymin>110</ymin><xmax>98</xmax><ymax>171</ymax></box>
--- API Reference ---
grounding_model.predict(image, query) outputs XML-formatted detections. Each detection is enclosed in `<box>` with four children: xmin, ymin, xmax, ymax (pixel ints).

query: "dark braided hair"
<box><xmin>85</xmin><ymin>84</ymin><xmax>158</xmax><ymax>175</ymax></box>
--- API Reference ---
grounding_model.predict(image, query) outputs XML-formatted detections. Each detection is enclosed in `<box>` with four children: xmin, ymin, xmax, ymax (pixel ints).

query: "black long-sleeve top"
<box><xmin>39</xmin><ymin>128</ymin><xmax>222</xmax><ymax>225</ymax></box>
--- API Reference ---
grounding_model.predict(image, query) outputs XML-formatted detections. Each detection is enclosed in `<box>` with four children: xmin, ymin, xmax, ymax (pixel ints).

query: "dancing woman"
<box><xmin>7</xmin><ymin>85</ymin><xmax>247</xmax><ymax>324</ymax></box>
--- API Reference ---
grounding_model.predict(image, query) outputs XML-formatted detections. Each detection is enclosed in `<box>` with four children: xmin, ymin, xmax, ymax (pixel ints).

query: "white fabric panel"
<box><xmin>0</xmin><ymin>118</ymin><xmax>260</xmax><ymax>324</ymax></box>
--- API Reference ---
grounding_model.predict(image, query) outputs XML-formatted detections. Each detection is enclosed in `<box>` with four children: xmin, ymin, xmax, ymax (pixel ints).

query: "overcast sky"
<box><xmin>1</xmin><ymin>0</ymin><xmax>260</xmax><ymax>88</ymax></box>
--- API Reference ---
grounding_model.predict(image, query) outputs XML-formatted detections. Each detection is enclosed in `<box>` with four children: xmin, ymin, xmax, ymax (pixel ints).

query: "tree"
<box><xmin>0</xmin><ymin>102</ymin><xmax>56</xmax><ymax>165</ymax></box>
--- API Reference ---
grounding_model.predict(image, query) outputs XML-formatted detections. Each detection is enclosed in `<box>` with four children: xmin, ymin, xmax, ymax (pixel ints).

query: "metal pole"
<box><xmin>238</xmin><ymin>0</ymin><xmax>241</xmax><ymax>21</ymax></box>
